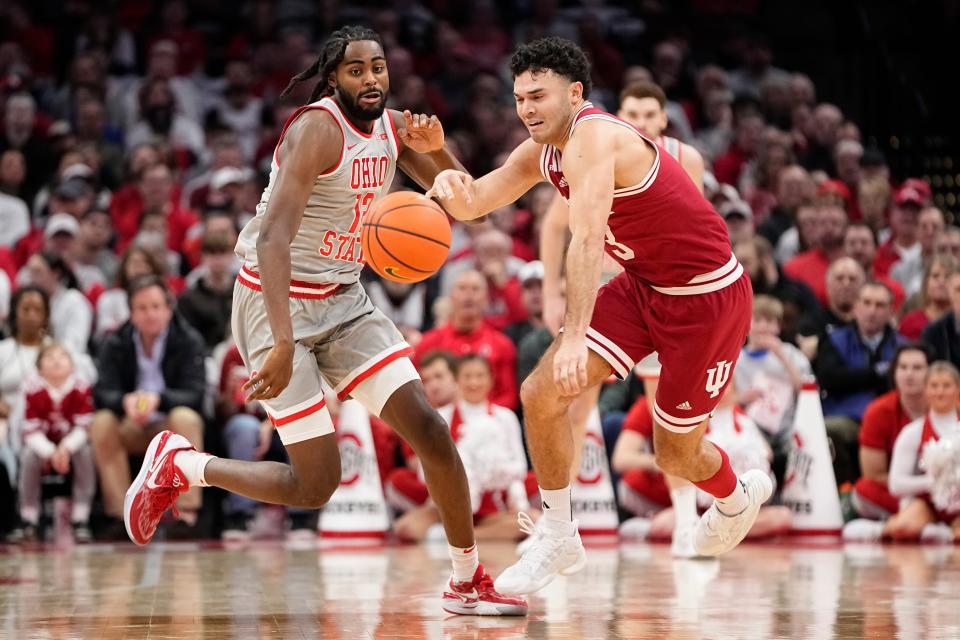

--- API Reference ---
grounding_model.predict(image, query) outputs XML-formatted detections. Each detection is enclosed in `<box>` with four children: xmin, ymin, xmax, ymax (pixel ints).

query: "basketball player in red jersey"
<box><xmin>123</xmin><ymin>26</ymin><xmax>525</xmax><ymax>616</ymax></box>
<box><xmin>536</xmin><ymin>80</ymin><xmax>708</xmax><ymax>558</ymax></box>
<box><xmin>429</xmin><ymin>38</ymin><xmax>772</xmax><ymax>594</ymax></box>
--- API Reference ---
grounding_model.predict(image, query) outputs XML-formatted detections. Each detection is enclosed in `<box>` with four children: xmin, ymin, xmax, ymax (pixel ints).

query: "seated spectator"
<box><xmin>852</xmin><ymin>343</ymin><xmax>930</xmax><ymax>520</ymax></box>
<box><xmin>90</xmin><ymin>276</ymin><xmax>206</xmax><ymax>538</ymax></box>
<box><xmin>112</xmin><ymin>163</ymin><xmax>198</xmax><ymax>255</ymax></box>
<box><xmin>75</xmin><ymin>209</ymin><xmax>119</xmax><ymax>288</ymax></box>
<box><xmin>934</xmin><ymin>226</ymin><xmax>960</xmax><ymax>261</ymax></box>
<box><xmin>844</xmin><ymin>362</ymin><xmax>960</xmax><ymax>543</ymax></box>
<box><xmin>735</xmin><ymin>296</ymin><xmax>811</xmax><ymax>463</ymax></box>
<box><xmin>504</xmin><ymin>260</ymin><xmax>544</xmax><ymax>347</ymax></box>
<box><xmin>921</xmin><ymin>271</ymin><xmax>960</xmax><ymax>371</ymax></box>
<box><xmin>734</xmin><ymin>236</ymin><xmax>820</xmax><ymax>344</ymax></box>
<box><xmin>718</xmin><ymin>197</ymin><xmax>754</xmax><ymax>246</ymax></box>
<box><xmin>899</xmin><ymin>255</ymin><xmax>956</xmax><ymax>341</ymax></box>
<box><xmin>96</xmin><ymin>246</ymin><xmax>169</xmax><ymax>339</ymax></box>
<box><xmin>442</xmin><ymin>229</ymin><xmax>528</xmax><ymax>331</ymax></box>
<box><xmin>857</xmin><ymin>173</ymin><xmax>891</xmax><ymax>237</ymax></box>
<box><xmin>614</xmin><ymin>387</ymin><xmax>790</xmax><ymax>541</ymax></box>
<box><xmin>891</xmin><ymin>206</ymin><xmax>946</xmax><ymax>296</ymax></box>
<box><xmin>873</xmin><ymin>184</ymin><xmax>924</xmax><ymax>279</ymax></box>
<box><xmin>11</xmin><ymin>343</ymin><xmax>95</xmax><ymax>543</ymax></box>
<box><xmin>177</xmin><ymin>231</ymin><xmax>235</xmax><ymax>352</ymax></box>
<box><xmin>37</xmin><ymin>213</ymin><xmax>106</xmax><ymax>298</ymax></box>
<box><xmin>843</xmin><ymin>223</ymin><xmax>905</xmax><ymax>310</ymax></box>
<box><xmin>0</xmin><ymin>183</ymin><xmax>29</xmax><ymax>250</ymax></box>
<box><xmin>125</xmin><ymin>77</ymin><xmax>204</xmax><ymax>163</ymax></box>
<box><xmin>389</xmin><ymin>354</ymin><xmax>532</xmax><ymax>542</ymax></box>
<box><xmin>796</xmin><ymin>257</ymin><xmax>865</xmax><ymax>358</ymax></box>
<box><xmin>418</xmin><ymin>350</ymin><xmax>459</xmax><ymax>411</ymax></box>
<box><xmin>815</xmin><ymin>281</ymin><xmax>902</xmax><ymax>485</ymax></box>
<box><xmin>775</xmin><ymin>200</ymin><xmax>819</xmax><ymax>265</ymax></box>
<box><xmin>784</xmin><ymin>199</ymin><xmax>847</xmax><ymax>305</ymax></box>
<box><xmin>21</xmin><ymin>251</ymin><xmax>93</xmax><ymax>354</ymax></box>
<box><xmin>415</xmin><ymin>270</ymin><xmax>518</xmax><ymax>409</ymax></box>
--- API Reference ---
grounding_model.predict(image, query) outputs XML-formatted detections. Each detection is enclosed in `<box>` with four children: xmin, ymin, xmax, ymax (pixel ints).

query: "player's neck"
<box><xmin>553</xmin><ymin>99</ymin><xmax>588</xmax><ymax>151</ymax></box>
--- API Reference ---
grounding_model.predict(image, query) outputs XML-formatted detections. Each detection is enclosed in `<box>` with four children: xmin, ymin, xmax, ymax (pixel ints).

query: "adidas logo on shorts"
<box><xmin>675</xmin><ymin>401</ymin><xmax>693</xmax><ymax>411</ymax></box>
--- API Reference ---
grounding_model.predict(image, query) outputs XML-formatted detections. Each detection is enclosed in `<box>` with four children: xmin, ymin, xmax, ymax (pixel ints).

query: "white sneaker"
<box><xmin>494</xmin><ymin>513</ymin><xmax>587</xmax><ymax>594</ymax></box>
<box><xmin>920</xmin><ymin>522</ymin><xmax>955</xmax><ymax>544</ymax></box>
<box><xmin>842</xmin><ymin>518</ymin><xmax>884</xmax><ymax>543</ymax></box>
<box><xmin>618</xmin><ymin>517</ymin><xmax>652</xmax><ymax>541</ymax></box>
<box><xmin>671</xmin><ymin>519</ymin><xmax>700</xmax><ymax>559</ymax></box>
<box><xmin>693</xmin><ymin>469</ymin><xmax>773</xmax><ymax>556</ymax></box>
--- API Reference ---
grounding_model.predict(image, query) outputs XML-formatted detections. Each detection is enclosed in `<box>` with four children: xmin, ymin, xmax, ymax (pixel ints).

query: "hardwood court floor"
<box><xmin>1</xmin><ymin>538</ymin><xmax>959</xmax><ymax>639</ymax></box>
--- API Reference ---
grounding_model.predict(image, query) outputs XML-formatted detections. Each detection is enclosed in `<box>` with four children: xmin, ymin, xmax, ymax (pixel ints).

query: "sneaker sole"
<box><xmin>441</xmin><ymin>599</ymin><xmax>528</xmax><ymax>616</ymax></box>
<box><xmin>495</xmin><ymin>545</ymin><xmax>587</xmax><ymax>595</ymax></box>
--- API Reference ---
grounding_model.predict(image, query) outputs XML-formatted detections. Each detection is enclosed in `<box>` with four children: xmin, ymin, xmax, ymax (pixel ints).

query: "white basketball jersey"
<box><xmin>656</xmin><ymin>135</ymin><xmax>682</xmax><ymax>162</ymax></box>
<box><xmin>236</xmin><ymin>96</ymin><xmax>399</xmax><ymax>284</ymax></box>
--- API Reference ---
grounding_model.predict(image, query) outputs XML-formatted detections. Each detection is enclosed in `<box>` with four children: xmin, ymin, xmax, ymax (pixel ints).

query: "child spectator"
<box><xmin>735</xmin><ymin>295</ymin><xmax>811</xmax><ymax>460</ymax></box>
<box><xmin>389</xmin><ymin>354</ymin><xmax>532</xmax><ymax>542</ymax></box>
<box><xmin>13</xmin><ymin>343</ymin><xmax>95</xmax><ymax>542</ymax></box>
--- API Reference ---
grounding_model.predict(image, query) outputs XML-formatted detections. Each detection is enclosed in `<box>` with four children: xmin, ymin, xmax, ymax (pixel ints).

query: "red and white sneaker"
<box><xmin>442</xmin><ymin>564</ymin><xmax>528</xmax><ymax>616</ymax></box>
<box><xmin>124</xmin><ymin>430</ymin><xmax>194</xmax><ymax>545</ymax></box>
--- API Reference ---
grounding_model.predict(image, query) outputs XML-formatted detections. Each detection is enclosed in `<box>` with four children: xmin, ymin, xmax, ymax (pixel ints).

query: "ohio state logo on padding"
<box><xmin>576</xmin><ymin>432</ymin><xmax>605</xmax><ymax>485</ymax></box>
<box><xmin>338</xmin><ymin>433</ymin><xmax>364</xmax><ymax>486</ymax></box>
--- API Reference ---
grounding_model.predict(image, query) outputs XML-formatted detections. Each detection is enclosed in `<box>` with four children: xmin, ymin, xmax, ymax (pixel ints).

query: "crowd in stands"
<box><xmin>1</xmin><ymin>0</ymin><xmax>957</xmax><ymax>545</ymax></box>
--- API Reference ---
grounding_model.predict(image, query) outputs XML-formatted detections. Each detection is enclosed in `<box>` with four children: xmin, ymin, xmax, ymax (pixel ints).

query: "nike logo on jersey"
<box><xmin>346</xmin><ymin>143</ymin><xmax>359</xmax><ymax>150</ymax></box>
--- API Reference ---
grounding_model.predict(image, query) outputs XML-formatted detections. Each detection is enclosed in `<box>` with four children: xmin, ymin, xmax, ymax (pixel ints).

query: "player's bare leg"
<box><xmin>567</xmin><ymin>385</ymin><xmax>600</xmax><ymax>483</ymax></box>
<box><xmin>380</xmin><ymin>380</ymin><xmax>527</xmax><ymax>615</ymax></box>
<box><xmin>496</xmin><ymin>341</ymin><xmax>612</xmax><ymax>594</ymax></box>
<box><xmin>653</xmin><ymin>417</ymin><xmax>773</xmax><ymax>556</ymax></box>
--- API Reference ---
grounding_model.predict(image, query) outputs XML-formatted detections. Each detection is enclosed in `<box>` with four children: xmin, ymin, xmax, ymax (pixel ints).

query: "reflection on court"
<box><xmin>1</xmin><ymin>539</ymin><xmax>959</xmax><ymax>639</ymax></box>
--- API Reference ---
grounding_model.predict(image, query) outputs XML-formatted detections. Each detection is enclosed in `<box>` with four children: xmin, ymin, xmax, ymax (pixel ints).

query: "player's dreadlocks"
<box><xmin>279</xmin><ymin>26</ymin><xmax>383</xmax><ymax>103</ymax></box>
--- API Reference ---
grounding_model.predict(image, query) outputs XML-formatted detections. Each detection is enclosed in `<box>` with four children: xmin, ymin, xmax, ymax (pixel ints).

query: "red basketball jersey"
<box><xmin>541</xmin><ymin>102</ymin><xmax>738</xmax><ymax>292</ymax></box>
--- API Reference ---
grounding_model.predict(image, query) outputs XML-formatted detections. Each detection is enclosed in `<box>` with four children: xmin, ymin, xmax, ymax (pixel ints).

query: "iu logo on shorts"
<box><xmin>705</xmin><ymin>360</ymin><xmax>732</xmax><ymax>398</ymax></box>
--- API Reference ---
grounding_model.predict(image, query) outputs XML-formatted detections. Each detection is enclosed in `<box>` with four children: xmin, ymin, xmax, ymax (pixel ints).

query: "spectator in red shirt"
<box><xmin>853</xmin><ymin>343</ymin><xmax>931</xmax><ymax>519</ymax></box>
<box><xmin>784</xmin><ymin>200</ymin><xmax>847</xmax><ymax>305</ymax></box>
<box><xmin>15</xmin><ymin>343</ymin><xmax>95</xmax><ymax>543</ymax></box>
<box><xmin>873</xmin><ymin>184</ymin><xmax>925</xmax><ymax>279</ymax></box>
<box><xmin>843</xmin><ymin>223</ymin><xmax>905</xmax><ymax>310</ymax></box>
<box><xmin>891</xmin><ymin>205</ymin><xmax>946</xmax><ymax>297</ymax></box>
<box><xmin>415</xmin><ymin>270</ymin><xmax>518</xmax><ymax>409</ymax></box>
<box><xmin>112</xmin><ymin>163</ymin><xmax>199</xmax><ymax>255</ymax></box>
<box><xmin>713</xmin><ymin>112</ymin><xmax>764</xmax><ymax>187</ymax></box>
<box><xmin>899</xmin><ymin>255</ymin><xmax>957</xmax><ymax>341</ymax></box>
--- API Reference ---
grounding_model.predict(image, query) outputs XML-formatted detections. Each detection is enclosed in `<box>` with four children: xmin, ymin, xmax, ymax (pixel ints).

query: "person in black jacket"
<box><xmin>921</xmin><ymin>270</ymin><xmax>960</xmax><ymax>369</ymax></box>
<box><xmin>89</xmin><ymin>275</ymin><xmax>206</xmax><ymax>537</ymax></box>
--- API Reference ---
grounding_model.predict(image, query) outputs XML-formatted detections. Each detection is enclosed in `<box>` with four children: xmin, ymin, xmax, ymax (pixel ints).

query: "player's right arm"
<box><xmin>244</xmin><ymin>110</ymin><xmax>342</xmax><ymax>401</ymax></box>
<box><xmin>540</xmin><ymin>193</ymin><xmax>569</xmax><ymax>335</ymax></box>
<box><xmin>426</xmin><ymin>138</ymin><xmax>544</xmax><ymax>221</ymax></box>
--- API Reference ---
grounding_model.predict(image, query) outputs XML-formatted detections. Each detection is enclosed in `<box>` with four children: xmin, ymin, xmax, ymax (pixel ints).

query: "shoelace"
<box><xmin>702</xmin><ymin>510</ymin><xmax>734</xmax><ymax>545</ymax></box>
<box><xmin>517</xmin><ymin>511</ymin><xmax>540</xmax><ymax>538</ymax></box>
<box><xmin>140</xmin><ymin>459</ymin><xmax>184</xmax><ymax>531</ymax></box>
<box><xmin>474</xmin><ymin>572</ymin><xmax>495</xmax><ymax>593</ymax></box>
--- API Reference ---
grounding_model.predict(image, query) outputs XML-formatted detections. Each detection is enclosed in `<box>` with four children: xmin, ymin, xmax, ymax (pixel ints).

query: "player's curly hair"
<box><xmin>280</xmin><ymin>26</ymin><xmax>383</xmax><ymax>103</ymax></box>
<box><xmin>509</xmin><ymin>37</ymin><xmax>592</xmax><ymax>98</ymax></box>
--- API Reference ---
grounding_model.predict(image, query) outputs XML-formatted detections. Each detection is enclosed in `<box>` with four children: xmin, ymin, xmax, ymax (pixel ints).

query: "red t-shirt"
<box><xmin>784</xmin><ymin>249</ymin><xmax>830</xmax><ymax>306</ymax></box>
<box><xmin>414</xmin><ymin>323</ymin><xmax>518</xmax><ymax>409</ymax></box>
<box><xmin>859</xmin><ymin>390</ymin><xmax>913</xmax><ymax>453</ymax></box>
<box><xmin>623</xmin><ymin>396</ymin><xmax>654</xmax><ymax>440</ymax></box>
<box><xmin>898</xmin><ymin>309</ymin><xmax>931</xmax><ymax>341</ymax></box>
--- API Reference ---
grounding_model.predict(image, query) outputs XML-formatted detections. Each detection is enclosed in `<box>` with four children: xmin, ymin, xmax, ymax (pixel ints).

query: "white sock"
<box><xmin>20</xmin><ymin>506</ymin><xmax>39</xmax><ymax>526</ymax></box>
<box><xmin>540</xmin><ymin>485</ymin><xmax>575</xmax><ymax>535</ymax></box>
<box><xmin>716</xmin><ymin>480</ymin><xmax>749</xmax><ymax>516</ymax></box>
<box><xmin>449</xmin><ymin>542</ymin><xmax>480</xmax><ymax>582</ymax></box>
<box><xmin>670</xmin><ymin>484</ymin><xmax>698</xmax><ymax>524</ymax></box>
<box><xmin>174</xmin><ymin>450</ymin><xmax>213</xmax><ymax>487</ymax></box>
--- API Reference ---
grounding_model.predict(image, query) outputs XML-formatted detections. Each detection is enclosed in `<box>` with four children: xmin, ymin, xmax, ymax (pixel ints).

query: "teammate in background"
<box><xmin>429</xmin><ymin>38</ymin><xmax>769</xmax><ymax>594</ymax></box>
<box><xmin>123</xmin><ymin>26</ymin><xmax>526</xmax><ymax>617</ymax></box>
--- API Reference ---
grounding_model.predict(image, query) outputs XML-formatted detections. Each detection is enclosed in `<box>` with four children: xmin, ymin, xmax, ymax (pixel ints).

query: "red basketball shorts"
<box><xmin>585</xmin><ymin>267</ymin><xmax>752</xmax><ymax>433</ymax></box>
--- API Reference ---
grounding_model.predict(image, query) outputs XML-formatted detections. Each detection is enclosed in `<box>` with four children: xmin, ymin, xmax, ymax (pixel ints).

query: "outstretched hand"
<box><xmin>398</xmin><ymin>110</ymin><xmax>444</xmax><ymax>153</ymax></box>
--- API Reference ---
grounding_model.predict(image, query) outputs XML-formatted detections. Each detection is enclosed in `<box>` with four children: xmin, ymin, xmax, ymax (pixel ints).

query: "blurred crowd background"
<box><xmin>0</xmin><ymin>0</ymin><xmax>958</xmax><ymax>542</ymax></box>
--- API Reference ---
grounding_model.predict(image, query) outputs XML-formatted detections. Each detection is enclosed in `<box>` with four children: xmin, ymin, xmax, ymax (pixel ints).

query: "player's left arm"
<box><xmin>680</xmin><ymin>142</ymin><xmax>706</xmax><ymax>194</ymax></box>
<box><xmin>553</xmin><ymin>121</ymin><xmax>616</xmax><ymax>396</ymax></box>
<box><xmin>390</xmin><ymin>109</ymin><xmax>466</xmax><ymax>190</ymax></box>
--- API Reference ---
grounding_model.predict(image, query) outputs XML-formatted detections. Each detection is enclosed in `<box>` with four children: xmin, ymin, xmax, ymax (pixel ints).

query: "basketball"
<box><xmin>361</xmin><ymin>191</ymin><xmax>452</xmax><ymax>283</ymax></box>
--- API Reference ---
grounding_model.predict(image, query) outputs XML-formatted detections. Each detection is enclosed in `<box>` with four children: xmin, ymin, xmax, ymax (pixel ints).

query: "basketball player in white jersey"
<box><xmin>538</xmin><ymin>80</ymin><xmax>707</xmax><ymax>557</ymax></box>
<box><xmin>122</xmin><ymin>26</ymin><xmax>526</xmax><ymax>616</ymax></box>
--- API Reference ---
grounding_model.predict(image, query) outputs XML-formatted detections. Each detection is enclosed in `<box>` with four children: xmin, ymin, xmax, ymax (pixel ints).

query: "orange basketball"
<box><xmin>361</xmin><ymin>191</ymin><xmax>452</xmax><ymax>283</ymax></box>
